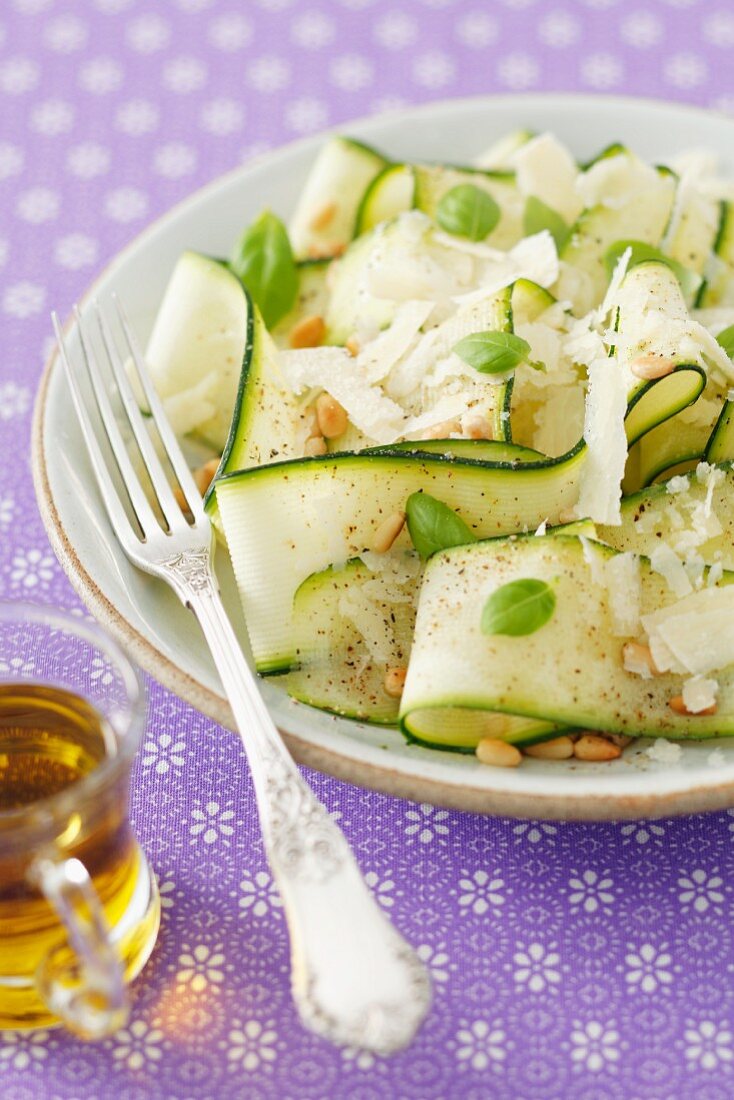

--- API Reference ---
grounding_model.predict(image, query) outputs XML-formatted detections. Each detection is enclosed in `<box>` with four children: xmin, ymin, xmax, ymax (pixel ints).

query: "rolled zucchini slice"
<box><xmin>288</xmin><ymin>136</ymin><xmax>388</xmax><ymax>259</ymax></box>
<box><xmin>271</xmin><ymin>259</ymin><xmax>331</xmax><ymax>348</ymax></box>
<box><xmin>284</xmin><ymin>555</ymin><xmax>419</xmax><ymax>724</ymax></box>
<box><xmin>413</xmin><ymin>164</ymin><xmax>523</xmax><ymax>250</ymax></box>
<box><xmin>601</xmin><ymin>462</ymin><xmax>734</xmax><ymax>568</ymax></box>
<box><xmin>558</xmin><ymin>159</ymin><xmax>677</xmax><ymax>315</ymax></box>
<box><xmin>698</xmin><ymin>201</ymin><xmax>734</xmax><ymax>307</ymax></box>
<box><xmin>144</xmin><ymin>251</ymin><xmax>250</xmax><ymax>452</ymax></box>
<box><xmin>706</xmin><ymin>398</ymin><xmax>734</xmax><ymax>463</ymax></box>
<box><xmin>214</xmin><ymin>447</ymin><xmax>585</xmax><ymax>673</ymax></box>
<box><xmin>400</xmin><ymin>534</ymin><xmax>734</xmax><ymax>742</ymax></box>
<box><xmin>355</xmin><ymin>164</ymin><xmax>416</xmax><ymax>236</ymax></box>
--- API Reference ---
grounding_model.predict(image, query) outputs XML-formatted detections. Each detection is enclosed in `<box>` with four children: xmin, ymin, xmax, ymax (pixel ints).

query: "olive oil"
<box><xmin>0</xmin><ymin>683</ymin><xmax>115</xmax><ymax>809</ymax></box>
<box><xmin>0</xmin><ymin>683</ymin><xmax>159</xmax><ymax>1029</ymax></box>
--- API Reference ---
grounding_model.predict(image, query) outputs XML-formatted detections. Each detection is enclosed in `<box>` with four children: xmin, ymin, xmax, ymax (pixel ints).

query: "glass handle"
<box><xmin>28</xmin><ymin>854</ymin><xmax>128</xmax><ymax>1039</ymax></box>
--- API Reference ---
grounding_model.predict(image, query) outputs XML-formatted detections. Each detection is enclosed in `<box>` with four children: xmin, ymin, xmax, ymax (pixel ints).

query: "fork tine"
<box><xmin>111</xmin><ymin>295</ymin><xmax>207</xmax><ymax>522</ymax></box>
<box><xmin>76</xmin><ymin>306</ymin><xmax>168</xmax><ymax>540</ymax></box>
<box><xmin>93</xmin><ymin>301</ymin><xmax>193</xmax><ymax>532</ymax></box>
<box><xmin>53</xmin><ymin>313</ymin><xmax>140</xmax><ymax>554</ymax></box>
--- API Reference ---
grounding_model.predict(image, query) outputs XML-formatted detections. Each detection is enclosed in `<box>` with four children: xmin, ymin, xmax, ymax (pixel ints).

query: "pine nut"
<box><xmin>669</xmin><ymin>694</ymin><xmax>718</xmax><ymax>717</ymax></box>
<box><xmin>557</xmin><ymin>507</ymin><xmax>578</xmax><ymax>525</ymax></box>
<box><xmin>290</xmin><ymin>314</ymin><xmax>326</xmax><ymax>349</ymax></box>
<box><xmin>309</xmin><ymin>201</ymin><xmax>338</xmax><ymax>232</ymax></box>
<box><xmin>476</xmin><ymin>738</ymin><xmax>523</xmax><ymax>768</ymax></box>
<box><xmin>630</xmin><ymin>355</ymin><xmax>676</xmax><ymax>380</ymax></box>
<box><xmin>316</xmin><ymin>392</ymin><xmax>348</xmax><ymax>438</ymax></box>
<box><xmin>523</xmin><ymin>735</ymin><xmax>575</xmax><ymax>760</ymax></box>
<box><xmin>573</xmin><ymin>734</ymin><xmax>622</xmax><ymax>762</ymax></box>
<box><xmin>345</xmin><ymin>335</ymin><xmax>360</xmax><ymax>357</ymax></box>
<box><xmin>194</xmin><ymin>458</ymin><xmax>220</xmax><ymax>496</ymax></box>
<box><xmin>304</xmin><ymin>435</ymin><xmax>328</xmax><ymax>457</ymax></box>
<box><xmin>372</xmin><ymin>511</ymin><xmax>406</xmax><ymax>553</ymax></box>
<box><xmin>420</xmin><ymin>418</ymin><xmax>461</xmax><ymax>440</ymax></box>
<box><xmin>384</xmin><ymin>666</ymin><xmax>407</xmax><ymax>698</ymax></box>
<box><xmin>308</xmin><ymin>242</ymin><xmax>346</xmax><ymax>260</ymax></box>
<box><xmin>622</xmin><ymin>641</ymin><xmax>660</xmax><ymax>677</ymax></box>
<box><xmin>461</xmin><ymin>414</ymin><xmax>493</xmax><ymax>440</ymax></box>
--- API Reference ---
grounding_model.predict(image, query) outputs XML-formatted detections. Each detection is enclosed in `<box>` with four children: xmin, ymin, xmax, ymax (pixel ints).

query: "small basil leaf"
<box><xmin>523</xmin><ymin>196</ymin><xmax>570</xmax><ymax>251</ymax></box>
<box><xmin>405</xmin><ymin>492</ymin><xmax>477</xmax><ymax>560</ymax></box>
<box><xmin>453</xmin><ymin>330</ymin><xmax>532</xmax><ymax>375</ymax></box>
<box><xmin>481</xmin><ymin>578</ymin><xmax>556</xmax><ymax>637</ymax></box>
<box><xmin>436</xmin><ymin>184</ymin><xmax>500</xmax><ymax>242</ymax></box>
<box><xmin>604</xmin><ymin>239</ymin><xmax>701</xmax><ymax>300</ymax></box>
<box><xmin>231</xmin><ymin>210</ymin><xmax>298</xmax><ymax>329</ymax></box>
<box><xmin>717</xmin><ymin>323</ymin><xmax>734</xmax><ymax>359</ymax></box>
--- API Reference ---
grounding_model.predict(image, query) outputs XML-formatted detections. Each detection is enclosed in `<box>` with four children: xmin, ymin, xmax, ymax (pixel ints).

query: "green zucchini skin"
<box><xmin>355</xmin><ymin>164</ymin><xmax>416</xmax><ymax>236</ymax></box>
<box><xmin>698</xmin><ymin>201</ymin><xmax>734</xmax><ymax>307</ymax></box>
<box><xmin>706</xmin><ymin>400</ymin><xmax>734</xmax><ymax>463</ymax></box>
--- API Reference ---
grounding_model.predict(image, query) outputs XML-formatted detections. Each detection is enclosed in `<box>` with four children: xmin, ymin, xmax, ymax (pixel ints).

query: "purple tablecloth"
<box><xmin>2</xmin><ymin>1</ymin><xmax>734</xmax><ymax>1096</ymax></box>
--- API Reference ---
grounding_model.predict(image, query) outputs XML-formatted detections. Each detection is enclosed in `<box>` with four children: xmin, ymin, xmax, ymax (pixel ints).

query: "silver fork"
<box><xmin>53</xmin><ymin>298</ymin><xmax>431</xmax><ymax>1054</ymax></box>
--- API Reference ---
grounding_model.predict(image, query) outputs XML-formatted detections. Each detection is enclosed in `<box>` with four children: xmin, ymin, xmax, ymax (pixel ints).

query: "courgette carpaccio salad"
<box><xmin>144</xmin><ymin>129</ymin><xmax>734</xmax><ymax>767</ymax></box>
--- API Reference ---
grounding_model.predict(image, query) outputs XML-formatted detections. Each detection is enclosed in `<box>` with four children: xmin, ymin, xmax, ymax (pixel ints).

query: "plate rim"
<box><xmin>32</xmin><ymin>91</ymin><xmax>734</xmax><ymax>821</ymax></box>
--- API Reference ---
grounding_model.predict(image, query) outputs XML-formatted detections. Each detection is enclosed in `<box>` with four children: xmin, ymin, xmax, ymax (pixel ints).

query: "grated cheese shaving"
<box><xmin>575</xmin><ymin>353</ymin><xmax>627</xmax><ymax>525</ymax></box>
<box><xmin>649</xmin><ymin>544</ymin><xmax>693</xmax><ymax>597</ymax></box>
<box><xmin>666</xmin><ymin>475</ymin><xmax>690</xmax><ymax>495</ymax></box>
<box><xmin>642</xmin><ymin>586</ymin><xmax>734</xmax><ymax>676</ymax></box>
<box><xmin>513</xmin><ymin>132</ymin><xmax>582</xmax><ymax>223</ymax></box>
<box><xmin>452</xmin><ymin>232</ymin><xmax>559</xmax><ymax>306</ymax></box>
<box><xmin>646</xmin><ymin>738</ymin><xmax>683</xmax><ymax>764</ymax></box>
<box><xmin>605</xmin><ymin>552</ymin><xmax>641</xmax><ymax>636</ymax></box>
<box><xmin>278</xmin><ymin>346</ymin><xmax>405</xmax><ymax>444</ymax></box>
<box><xmin>358</xmin><ymin>300</ymin><xmax>435</xmax><ymax>384</ymax></box>
<box><xmin>682</xmin><ymin>675</ymin><xmax>719</xmax><ymax>714</ymax></box>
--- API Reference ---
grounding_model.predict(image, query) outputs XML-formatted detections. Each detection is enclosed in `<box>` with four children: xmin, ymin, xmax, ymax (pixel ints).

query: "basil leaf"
<box><xmin>481</xmin><ymin>578</ymin><xmax>556</xmax><ymax>637</ymax></box>
<box><xmin>405</xmin><ymin>492</ymin><xmax>477</xmax><ymax>560</ymax></box>
<box><xmin>604</xmin><ymin>239</ymin><xmax>701</xmax><ymax>300</ymax></box>
<box><xmin>717</xmin><ymin>323</ymin><xmax>734</xmax><ymax>359</ymax></box>
<box><xmin>453</xmin><ymin>330</ymin><xmax>531</xmax><ymax>375</ymax></box>
<box><xmin>231</xmin><ymin>210</ymin><xmax>298</xmax><ymax>329</ymax></box>
<box><xmin>523</xmin><ymin>196</ymin><xmax>570</xmax><ymax>251</ymax></box>
<box><xmin>436</xmin><ymin>184</ymin><xmax>500</xmax><ymax>242</ymax></box>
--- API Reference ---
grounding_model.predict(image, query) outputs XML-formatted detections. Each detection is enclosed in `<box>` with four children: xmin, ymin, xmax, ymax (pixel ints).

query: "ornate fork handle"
<box><xmin>163</xmin><ymin>549</ymin><xmax>431</xmax><ymax>1054</ymax></box>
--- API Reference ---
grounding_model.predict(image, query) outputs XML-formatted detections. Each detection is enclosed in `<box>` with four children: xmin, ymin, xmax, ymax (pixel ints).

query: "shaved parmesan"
<box><xmin>513</xmin><ymin>132</ymin><xmax>582</xmax><ymax>223</ymax></box>
<box><xmin>646</xmin><ymin>739</ymin><xmax>682</xmax><ymax>764</ymax></box>
<box><xmin>666</xmin><ymin>475</ymin><xmax>690</xmax><ymax>495</ymax></box>
<box><xmin>575</xmin><ymin>353</ymin><xmax>627</xmax><ymax>524</ymax></box>
<box><xmin>278</xmin><ymin>346</ymin><xmax>405</xmax><ymax>443</ymax></box>
<box><xmin>649</xmin><ymin>544</ymin><xmax>693</xmax><ymax>597</ymax></box>
<box><xmin>575</xmin><ymin>152</ymin><xmax>665</xmax><ymax>211</ymax></box>
<box><xmin>581</xmin><ymin>540</ymin><xmax>641</xmax><ymax>636</ymax></box>
<box><xmin>642</xmin><ymin>586</ymin><xmax>734</xmax><ymax>676</ymax></box>
<box><xmin>682</xmin><ymin>675</ymin><xmax>719</xmax><ymax>714</ymax></box>
<box><xmin>605</xmin><ymin>552</ymin><xmax>641</xmax><ymax>635</ymax></box>
<box><xmin>452</xmin><ymin>232</ymin><xmax>559</xmax><ymax>307</ymax></box>
<box><xmin>358</xmin><ymin>300</ymin><xmax>434</xmax><ymax>384</ymax></box>
<box><xmin>593</xmin><ymin>245</ymin><xmax>631</xmax><ymax>326</ymax></box>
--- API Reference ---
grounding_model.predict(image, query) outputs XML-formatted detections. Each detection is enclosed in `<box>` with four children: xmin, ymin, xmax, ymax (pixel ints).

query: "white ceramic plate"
<box><xmin>33</xmin><ymin>94</ymin><xmax>734</xmax><ymax>819</ymax></box>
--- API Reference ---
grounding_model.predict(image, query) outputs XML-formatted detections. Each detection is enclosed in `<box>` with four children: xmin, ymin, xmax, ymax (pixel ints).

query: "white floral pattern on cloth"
<box><xmin>2</xmin><ymin>1</ymin><xmax>734</xmax><ymax>1097</ymax></box>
